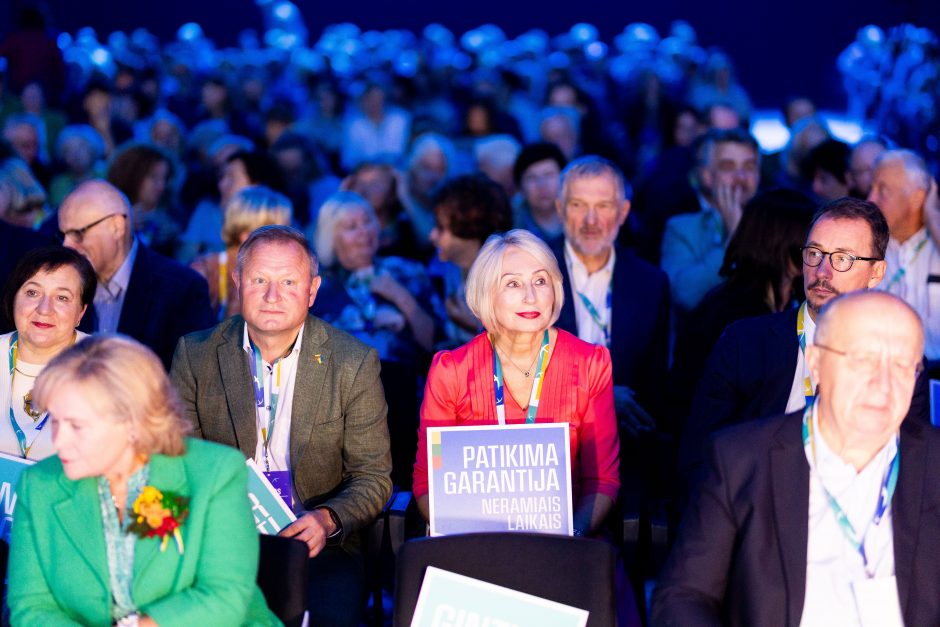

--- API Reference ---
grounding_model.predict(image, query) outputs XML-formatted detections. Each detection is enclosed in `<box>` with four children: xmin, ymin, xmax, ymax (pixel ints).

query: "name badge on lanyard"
<box><xmin>247</xmin><ymin>341</ymin><xmax>293</xmax><ymax>511</ymax></box>
<box><xmin>802</xmin><ymin>403</ymin><xmax>899</xmax><ymax>577</ymax></box>
<box><xmin>491</xmin><ymin>330</ymin><xmax>551</xmax><ymax>426</ymax></box>
<box><xmin>797</xmin><ymin>302</ymin><xmax>815</xmax><ymax>407</ymax></box>
<box><xmin>8</xmin><ymin>332</ymin><xmax>49</xmax><ymax>459</ymax></box>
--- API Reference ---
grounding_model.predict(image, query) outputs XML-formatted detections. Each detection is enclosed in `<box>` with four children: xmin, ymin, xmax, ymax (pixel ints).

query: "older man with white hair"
<box><xmin>868</xmin><ymin>149</ymin><xmax>940</xmax><ymax>359</ymax></box>
<box><xmin>653</xmin><ymin>291</ymin><xmax>940</xmax><ymax>626</ymax></box>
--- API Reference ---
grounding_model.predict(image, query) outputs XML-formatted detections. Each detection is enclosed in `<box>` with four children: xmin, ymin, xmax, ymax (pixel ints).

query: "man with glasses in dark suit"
<box><xmin>57</xmin><ymin>179</ymin><xmax>212</xmax><ymax>368</ymax></box>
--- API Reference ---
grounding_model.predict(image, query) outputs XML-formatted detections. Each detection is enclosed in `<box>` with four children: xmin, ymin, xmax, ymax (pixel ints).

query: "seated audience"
<box><xmin>682</xmin><ymin>197</ymin><xmax>929</xmax><ymax>495</ymax></box>
<box><xmin>398</xmin><ymin>133</ymin><xmax>456</xmax><ymax>252</ymax></box>
<box><xmin>670</xmin><ymin>189</ymin><xmax>815</xmax><ymax>438</ymax></box>
<box><xmin>48</xmin><ymin>124</ymin><xmax>106</xmax><ymax>208</ymax></box>
<box><xmin>342</xmin><ymin>161</ymin><xmax>419</xmax><ymax>260</ymax></box>
<box><xmin>413</xmin><ymin>229</ymin><xmax>620</xmax><ymax>536</ymax></box>
<box><xmin>0</xmin><ymin>246</ymin><xmax>95</xmax><ymax>459</ymax></box>
<box><xmin>58</xmin><ymin>180</ymin><xmax>213</xmax><ymax>368</ymax></box>
<box><xmin>553</xmin><ymin>156</ymin><xmax>670</xmax><ymax>431</ymax></box>
<box><xmin>428</xmin><ymin>175</ymin><xmax>513</xmax><ymax>348</ymax></box>
<box><xmin>312</xmin><ymin>191</ymin><xmax>437</xmax><ymax>361</ymax></box>
<box><xmin>661</xmin><ymin>128</ymin><xmax>760</xmax><ymax>315</ymax></box>
<box><xmin>848</xmin><ymin>135</ymin><xmax>889</xmax><ymax>198</ymax></box>
<box><xmin>653</xmin><ymin>291</ymin><xmax>940</xmax><ymax>626</ymax></box>
<box><xmin>868</xmin><ymin>149</ymin><xmax>940</xmax><ymax>360</ymax></box>
<box><xmin>191</xmin><ymin>185</ymin><xmax>293</xmax><ymax>321</ymax></box>
<box><xmin>805</xmin><ymin>138</ymin><xmax>851</xmax><ymax>202</ymax></box>
<box><xmin>511</xmin><ymin>142</ymin><xmax>567</xmax><ymax>247</ymax></box>
<box><xmin>170</xmin><ymin>225</ymin><xmax>392</xmax><ymax>627</ymax></box>
<box><xmin>10</xmin><ymin>335</ymin><xmax>280</xmax><ymax>626</ymax></box>
<box><xmin>107</xmin><ymin>143</ymin><xmax>180</xmax><ymax>257</ymax></box>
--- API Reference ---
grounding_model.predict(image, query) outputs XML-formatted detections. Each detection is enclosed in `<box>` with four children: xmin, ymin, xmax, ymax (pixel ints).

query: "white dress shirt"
<box><xmin>786</xmin><ymin>303</ymin><xmax>817</xmax><ymax>414</ymax></box>
<box><xmin>800</xmin><ymin>406</ymin><xmax>899</xmax><ymax>627</ymax></box>
<box><xmin>94</xmin><ymin>238</ymin><xmax>138</xmax><ymax>334</ymax></box>
<box><xmin>242</xmin><ymin>323</ymin><xmax>304</xmax><ymax>475</ymax></box>
<box><xmin>880</xmin><ymin>228</ymin><xmax>940</xmax><ymax>359</ymax></box>
<box><xmin>564</xmin><ymin>240</ymin><xmax>615</xmax><ymax>347</ymax></box>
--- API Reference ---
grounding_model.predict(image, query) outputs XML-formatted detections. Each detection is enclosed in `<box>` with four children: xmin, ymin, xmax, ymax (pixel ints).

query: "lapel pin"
<box><xmin>315</xmin><ymin>354</ymin><xmax>322</xmax><ymax>364</ymax></box>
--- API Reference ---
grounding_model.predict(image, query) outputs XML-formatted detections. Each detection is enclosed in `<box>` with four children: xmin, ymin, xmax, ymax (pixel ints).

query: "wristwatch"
<box><xmin>116</xmin><ymin>613</ymin><xmax>140</xmax><ymax>627</ymax></box>
<box><xmin>320</xmin><ymin>507</ymin><xmax>343</xmax><ymax>545</ymax></box>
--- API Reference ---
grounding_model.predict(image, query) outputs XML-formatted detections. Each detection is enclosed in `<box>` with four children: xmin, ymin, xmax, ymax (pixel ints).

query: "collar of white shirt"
<box><xmin>98</xmin><ymin>238</ymin><xmax>138</xmax><ymax>301</ymax></box>
<box><xmin>563</xmin><ymin>239</ymin><xmax>616</xmax><ymax>286</ymax></box>
<box><xmin>242</xmin><ymin>322</ymin><xmax>305</xmax><ymax>362</ymax></box>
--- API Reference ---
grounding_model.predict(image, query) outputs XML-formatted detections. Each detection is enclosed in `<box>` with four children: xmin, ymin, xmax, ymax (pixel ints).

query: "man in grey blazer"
<box><xmin>170</xmin><ymin>225</ymin><xmax>392</xmax><ymax>626</ymax></box>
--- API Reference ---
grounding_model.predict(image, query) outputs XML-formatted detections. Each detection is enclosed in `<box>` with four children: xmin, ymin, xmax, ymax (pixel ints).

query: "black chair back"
<box><xmin>257</xmin><ymin>534</ymin><xmax>308</xmax><ymax>627</ymax></box>
<box><xmin>393</xmin><ymin>532</ymin><xmax>618</xmax><ymax>627</ymax></box>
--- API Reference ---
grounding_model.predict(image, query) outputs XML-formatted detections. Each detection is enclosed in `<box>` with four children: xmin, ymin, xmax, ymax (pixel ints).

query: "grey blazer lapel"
<box><xmin>217</xmin><ymin>321</ymin><xmax>258</xmax><ymax>457</ymax></box>
<box><xmin>289</xmin><ymin>317</ymin><xmax>332</xmax><ymax>471</ymax></box>
<box><xmin>769</xmin><ymin>414</ymin><xmax>809</xmax><ymax>627</ymax></box>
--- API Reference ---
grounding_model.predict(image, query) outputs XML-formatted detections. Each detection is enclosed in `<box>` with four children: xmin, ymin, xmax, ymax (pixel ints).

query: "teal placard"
<box><xmin>411</xmin><ymin>567</ymin><xmax>589</xmax><ymax>627</ymax></box>
<box><xmin>0</xmin><ymin>451</ymin><xmax>34</xmax><ymax>541</ymax></box>
<box><xmin>246</xmin><ymin>459</ymin><xmax>296</xmax><ymax>534</ymax></box>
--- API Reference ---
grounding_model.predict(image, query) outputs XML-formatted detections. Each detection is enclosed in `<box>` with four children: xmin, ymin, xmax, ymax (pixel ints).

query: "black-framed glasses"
<box><xmin>800</xmin><ymin>246</ymin><xmax>882</xmax><ymax>272</ymax></box>
<box><xmin>58</xmin><ymin>213</ymin><xmax>125</xmax><ymax>244</ymax></box>
<box><xmin>815</xmin><ymin>343</ymin><xmax>923</xmax><ymax>378</ymax></box>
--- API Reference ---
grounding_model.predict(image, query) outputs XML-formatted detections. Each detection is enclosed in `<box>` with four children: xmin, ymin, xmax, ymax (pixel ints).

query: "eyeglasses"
<box><xmin>58</xmin><ymin>213</ymin><xmax>125</xmax><ymax>244</ymax></box>
<box><xmin>814</xmin><ymin>343</ymin><xmax>923</xmax><ymax>378</ymax></box>
<box><xmin>801</xmin><ymin>246</ymin><xmax>882</xmax><ymax>272</ymax></box>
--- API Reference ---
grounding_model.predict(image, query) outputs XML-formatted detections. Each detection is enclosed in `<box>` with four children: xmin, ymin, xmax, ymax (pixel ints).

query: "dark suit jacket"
<box><xmin>680</xmin><ymin>307</ymin><xmax>930</xmax><ymax>483</ymax></box>
<box><xmin>553</xmin><ymin>241</ymin><xmax>671</xmax><ymax>416</ymax></box>
<box><xmin>79</xmin><ymin>243</ymin><xmax>214</xmax><ymax>369</ymax></box>
<box><xmin>169</xmin><ymin>315</ymin><xmax>393</xmax><ymax>545</ymax></box>
<box><xmin>652</xmin><ymin>412</ymin><xmax>940</xmax><ymax>627</ymax></box>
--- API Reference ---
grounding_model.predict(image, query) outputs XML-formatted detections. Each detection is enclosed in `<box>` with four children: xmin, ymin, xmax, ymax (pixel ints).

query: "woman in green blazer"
<box><xmin>8</xmin><ymin>335</ymin><xmax>281</xmax><ymax>627</ymax></box>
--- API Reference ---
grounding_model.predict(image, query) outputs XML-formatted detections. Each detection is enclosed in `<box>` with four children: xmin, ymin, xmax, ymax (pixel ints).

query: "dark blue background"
<box><xmin>2</xmin><ymin>0</ymin><xmax>937</xmax><ymax>109</ymax></box>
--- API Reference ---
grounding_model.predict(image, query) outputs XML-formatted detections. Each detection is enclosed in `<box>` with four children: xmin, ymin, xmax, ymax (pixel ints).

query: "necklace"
<box><xmin>495</xmin><ymin>344</ymin><xmax>540</xmax><ymax>378</ymax></box>
<box><xmin>22</xmin><ymin>391</ymin><xmax>43</xmax><ymax>421</ymax></box>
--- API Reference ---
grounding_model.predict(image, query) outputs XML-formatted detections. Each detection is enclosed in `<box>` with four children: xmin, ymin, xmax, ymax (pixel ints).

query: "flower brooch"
<box><xmin>128</xmin><ymin>486</ymin><xmax>189</xmax><ymax>554</ymax></box>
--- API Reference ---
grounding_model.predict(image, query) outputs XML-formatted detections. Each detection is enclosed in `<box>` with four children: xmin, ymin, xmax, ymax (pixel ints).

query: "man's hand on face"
<box><xmin>714</xmin><ymin>182</ymin><xmax>744</xmax><ymax>236</ymax></box>
<box><xmin>279</xmin><ymin>509</ymin><xmax>336</xmax><ymax>558</ymax></box>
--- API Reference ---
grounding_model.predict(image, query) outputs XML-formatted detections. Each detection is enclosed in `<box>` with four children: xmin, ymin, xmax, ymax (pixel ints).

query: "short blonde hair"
<box><xmin>33</xmin><ymin>335</ymin><xmax>191</xmax><ymax>456</ymax></box>
<box><xmin>465</xmin><ymin>229</ymin><xmax>565</xmax><ymax>333</ymax></box>
<box><xmin>315</xmin><ymin>191</ymin><xmax>378</xmax><ymax>268</ymax></box>
<box><xmin>221</xmin><ymin>185</ymin><xmax>293</xmax><ymax>248</ymax></box>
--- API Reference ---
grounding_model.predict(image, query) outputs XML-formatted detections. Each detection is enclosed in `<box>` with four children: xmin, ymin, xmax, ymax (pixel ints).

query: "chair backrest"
<box><xmin>393</xmin><ymin>532</ymin><xmax>618</xmax><ymax>627</ymax></box>
<box><xmin>257</xmin><ymin>534</ymin><xmax>309</xmax><ymax>627</ymax></box>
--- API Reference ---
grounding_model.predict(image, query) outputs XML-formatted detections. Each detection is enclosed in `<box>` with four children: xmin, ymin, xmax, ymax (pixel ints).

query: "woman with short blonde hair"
<box><xmin>191</xmin><ymin>185</ymin><xmax>293</xmax><ymax>320</ymax></box>
<box><xmin>465</xmin><ymin>229</ymin><xmax>565</xmax><ymax>333</ymax></box>
<box><xmin>10</xmin><ymin>335</ymin><xmax>280</xmax><ymax>626</ymax></box>
<box><xmin>413</xmin><ymin>228</ymin><xmax>620</xmax><ymax>537</ymax></box>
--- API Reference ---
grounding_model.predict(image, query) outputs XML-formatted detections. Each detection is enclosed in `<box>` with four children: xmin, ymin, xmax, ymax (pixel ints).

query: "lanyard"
<box><xmin>576</xmin><ymin>280</ymin><xmax>612</xmax><ymax>347</ymax></box>
<box><xmin>491</xmin><ymin>330</ymin><xmax>551</xmax><ymax>425</ymax></box>
<box><xmin>247</xmin><ymin>340</ymin><xmax>284</xmax><ymax>472</ymax></box>
<box><xmin>218</xmin><ymin>251</ymin><xmax>228</xmax><ymax>322</ymax></box>
<box><xmin>796</xmin><ymin>302</ymin><xmax>815</xmax><ymax>406</ymax></box>
<box><xmin>884</xmin><ymin>233</ymin><xmax>929</xmax><ymax>291</ymax></box>
<box><xmin>802</xmin><ymin>403</ymin><xmax>899</xmax><ymax>575</ymax></box>
<box><xmin>7</xmin><ymin>332</ymin><xmax>49</xmax><ymax>459</ymax></box>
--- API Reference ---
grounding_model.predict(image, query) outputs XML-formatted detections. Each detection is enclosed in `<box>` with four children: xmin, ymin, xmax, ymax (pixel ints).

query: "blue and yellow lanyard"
<box><xmin>802</xmin><ymin>403</ymin><xmax>899</xmax><ymax>574</ymax></box>
<box><xmin>491</xmin><ymin>330</ymin><xmax>551</xmax><ymax>425</ymax></box>
<box><xmin>7</xmin><ymin>332</ymin><xmax>49</xmax><ymax>459</ymax></box>
<box><xmin>576</xmin><ymin>281</ymin><xmax>612</xmax><ymax>347</ymax></box>
<box><xmin>247</xmin><ymin>341</ymin><xmax>283</xmax><ymax>472</ymax></box>
<box><xmin>884</xmin><ymin>232</ymin><xmax>929</xmax><ymax>291</ymax></box>
<box><xmin>796</xmin><ymin>302</ymin><xmax>815</xmax><ymax>407</ymax></box>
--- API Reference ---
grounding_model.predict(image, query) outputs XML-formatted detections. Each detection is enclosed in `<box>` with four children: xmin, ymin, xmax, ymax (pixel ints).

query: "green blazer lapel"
<box><xmin>289</xmin><ymin>317</ymin><xmax>332</xmax><ymax>470</ymax></box>
<box><xmin>53</xmin><ymin>476</ymin><xmax>109</xmax><ymax>591</ymax></box>
<box><xmin>218</xmin><ymin>321</ymin><xmax>258</xmax><ymax>457</ymax></box>
<box><xmin>132</xmin><ymin>454</ymin><xmax>189</xmax><ymax>593</ymax></box>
